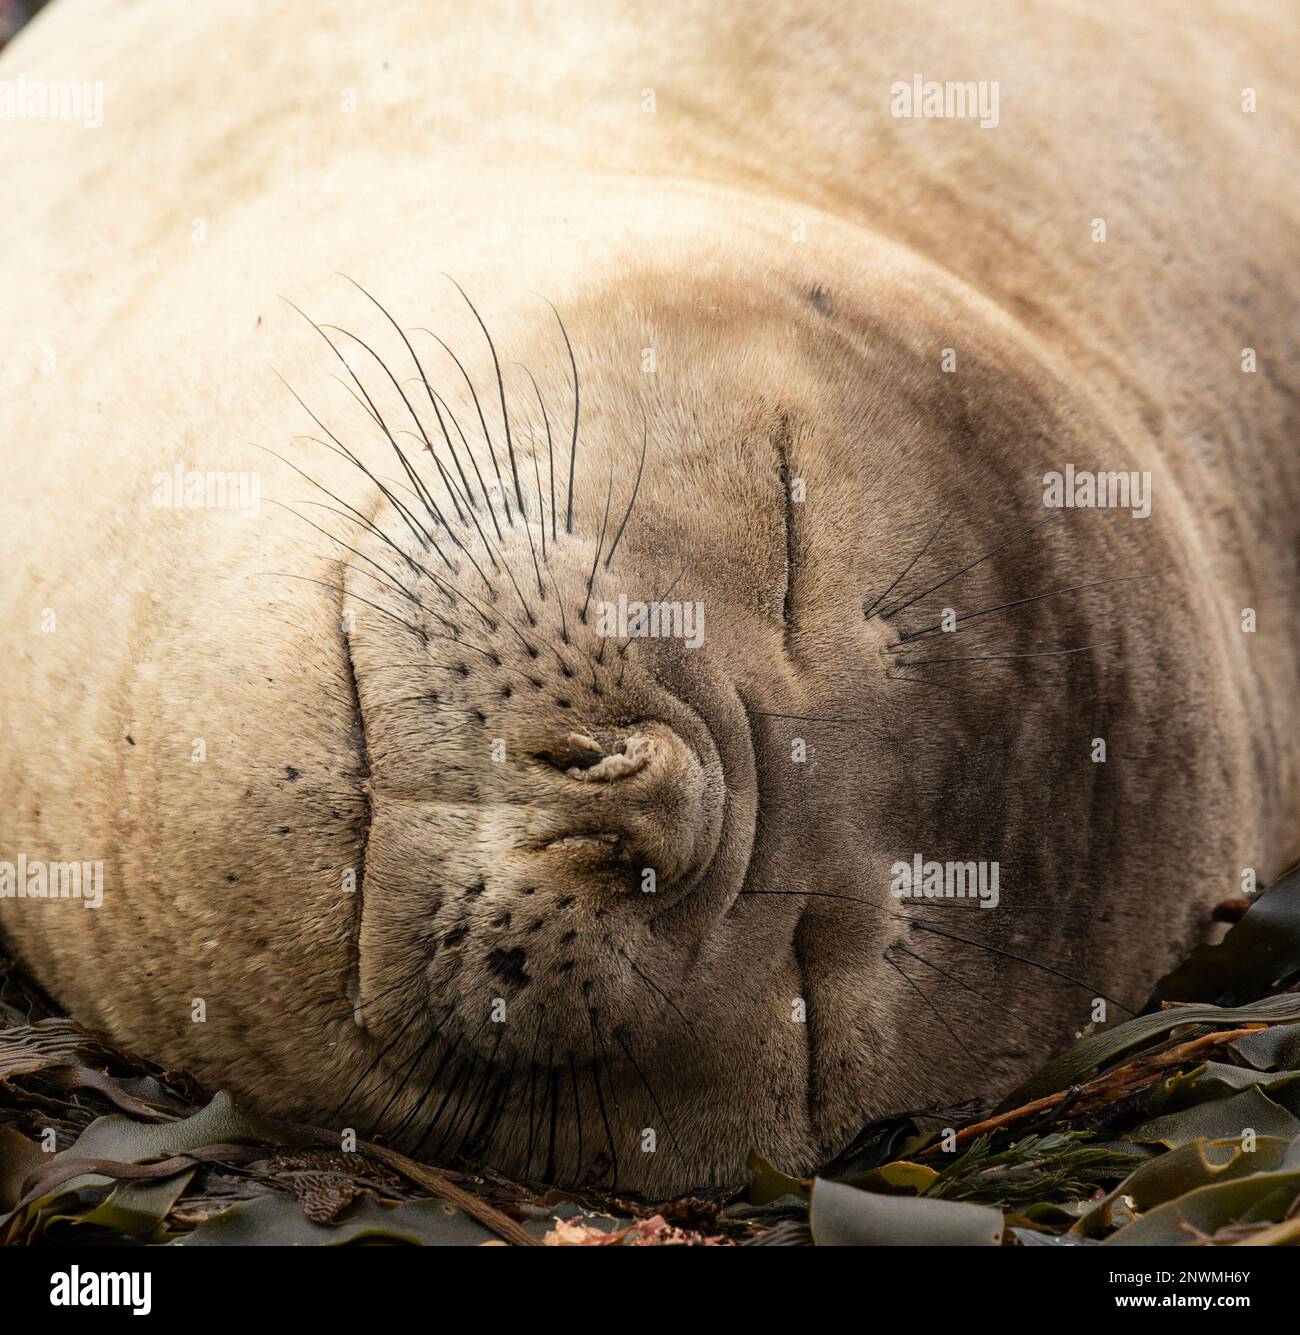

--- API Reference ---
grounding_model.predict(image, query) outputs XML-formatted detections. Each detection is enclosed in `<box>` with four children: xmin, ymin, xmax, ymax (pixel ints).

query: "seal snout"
<box><xmin>533</xmin><ymin>721</ymin><xmax>710</xmax><ymax>890</ymax></box>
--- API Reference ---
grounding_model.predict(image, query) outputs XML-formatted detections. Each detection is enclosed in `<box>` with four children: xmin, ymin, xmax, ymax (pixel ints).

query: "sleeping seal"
<box><xmin>0</xmin><ymin>0</ymin><xmax>1296</xmax><ymax>1192</ymax></box>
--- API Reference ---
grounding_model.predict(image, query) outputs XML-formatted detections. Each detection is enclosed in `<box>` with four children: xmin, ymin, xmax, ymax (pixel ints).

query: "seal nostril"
<box><xmin>565</xmin><ymin>734</ymin><xmax>654</xmax><ymax>782</ymax></box>
<box><xmin>535</xmin><ymin>731</ymin><xmax>603</xmax><ymax>774</ymax></box>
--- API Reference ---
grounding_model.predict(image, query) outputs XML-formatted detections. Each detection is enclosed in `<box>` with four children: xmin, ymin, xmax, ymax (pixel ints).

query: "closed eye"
<box><xmin>773</xmin><ymin>413</ymin><xmax>798</xmax><ymax>649</ymax></box>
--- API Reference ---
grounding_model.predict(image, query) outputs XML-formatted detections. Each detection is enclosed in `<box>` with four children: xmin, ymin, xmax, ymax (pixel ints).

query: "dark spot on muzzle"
<box><xmin>486</xmin><ymin>946</ymin><xmax>531</xmax><ymax>987</ymax></box>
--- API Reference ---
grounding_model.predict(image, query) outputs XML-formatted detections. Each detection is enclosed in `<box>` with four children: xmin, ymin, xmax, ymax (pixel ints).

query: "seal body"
<box><xmin>0</xmin><ymin>0</ymin><xmax>1297</xmax><ymax>1190</ymax></box>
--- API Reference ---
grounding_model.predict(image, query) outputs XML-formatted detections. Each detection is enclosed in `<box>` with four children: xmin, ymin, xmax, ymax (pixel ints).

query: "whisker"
<box><xmin>615</xmin><ymin>1031</ymin><xmax>683</xmax><ymax>1159</ymax></box>
<box><xmin>444</xmin><ymin>275</ymin><xmax>527</xmax><ymax>517</ymax></box>
<box><xmin>904</xmin><ymin>919</ymin><xmax>1135</xmax><ymax>1014</ymax></box>
<box><xmin>568</xmin><ymin>1054</ymin><xmax>585</xmax><ymax>1183</ymax></box>
<box><xmin>385</xmin><ymin>1007</ymin><xmax>462</xmax><ymax>1143</ymax></box>
<box><xmin>282</xmin><ymin>300</ymin><xmax>450</xmax><ymax>549</ymax></box>
<box><xmin>863</xmin><ymin>502</ymin><xmax>957</xmax><ymax>620</ymax></box>
<box><xmin>603</xmin><ymin>415</ymin><xmax>648</xmax><ymax>570</ymax></box>
<box><xmin>619</xmin><ymin>950</ymin><xmax>704</xmax><ymax>1049</ymax></box>
<box><xmin>737</xmin><ymin>890</ymin><xmax>1129</xmax><ymax>1008</ymax></box>
<box><xmin>892</xmin><ymin>574</ymin><xmax>1152</xmax><ymax>645</ymax></box>
<box><xmin>891</xmin><ymin>943</ymin><xmax>1044</xmax><ymax>1039</ymax></box>
<box><xmin>883</xmin><ymin>950</ymin><xmax>962</xmax><ymax>1047</ymax></box>
<box><xmin>890</xmin><ymin>641</ymin><xmax>1113</xmax><ymax>669</ymax></box>
<box><xmin>587</xmin><ymin>1005</ymin><xmax>620</xmax><ymax>1190</ymax></box>
<box><xmin>533</xmin><ymin>294</ymin><xmax>580</xmax><ymax>536</ymax></box>
<box><xmin>745</xmin><ymin>708</ymin><xmax>876</xmax><ymax>724</ymax></box>
<box><xmin>321</xmin><ymin>310</ymin><xmax>464</xmax><ymax>533</ymax></box>
<box><xmin>337</xmin><ymin>273</ymin><xmax>477</xmax><ymax>525</ymax></box>
<box><xmin>414</xmin><ymin>328</ymin><xmax>510</xmax><ymax>537</ymax></box>
<box><xmin>878</xmin><ymin>510</ymin><xmax>1064</xmax><ymax>621</ymax></box>
<box><xmin>327</xmin><ymin>1001</ymin><xmax>424</xmax><ymax>1122</ymax></box>
<box><xmin>579</xmin><ymin>468</ymin><xmax>614</xmax><ymax>624</ymax></box>
<box><xmin>513</xmin><ymin>364</ymin><xmax>551</xmax><ymax>564</ymax></box>
<box><xmin>265</xmin><ymin>573</ymin><xmax>426</xmax><ymax>640</ymax></box>
<box><xmin>273</xmin><ymin>369</ymin><xmax>447</xmax><ymax>564</ymax></box>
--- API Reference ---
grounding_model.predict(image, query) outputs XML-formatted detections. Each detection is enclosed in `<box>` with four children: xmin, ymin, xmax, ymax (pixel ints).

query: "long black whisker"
<box><xmin>878</xmin><ymin>511</ymin><xmax>1064</xmax><ymax>621</ymax></box>
<box><xmin>892</xmin><ymin>574</ymin><xmax>1151</xmax><ymax>644</ymax></box>
<box><xmin>544</xmin><ymin>1048</ymin><xmax>559</xmax><ymax>1182</ymax></box>
<box><xmin>863</xmin><ymin>502</ymin><xmax>956</xmax><ymax>620</ymax></box>
<box><xmin>327</xmin><ymin>1000</ymin><xmax>424</xmax><ymax>1122</ymax></box>
<box><xmin>536</xmin><ymin>295</ymin><xmax>580</xmax><ymax>536</ymax></box>
<box><xmin>904</xmin><ymin>919</ymin><xmax>1135</xmax><ymax>1014</ymax></box>
<box><xmin>619</xmin><ymin>950</ymin><xmax>704</xmax><ymax>1049</ymax></box>
<box><xmin>579</xmin><ymin>469</ymin><xmax>614</xmax><ymax>624</ymax></box>
<box><xmin>513</xmin><ymin>365</ymin><xmax>550</xmax><ymax>564</ymax></box>
<box><xmin>615</xmin><ymin>1031</ymin><xmax>683</xmax><ymax>1159</ymax></box>
<box><xmin>319</xmin><ymin>321</ymin><xmax>497</xmax><ymax>593</ymax></box>
<box><xmin>883</xmin><ymin>950</ymin><xmax>962</xmax><ymax>1047</ymax></box>
<box><xmin>891</xmin><ymin>641</ymin><xmax>1112</xmax><ymax>669</ymax></box>
<box><xmin>518</xmin><ymin>364</ymin><xmax>557</xmax><ymax>548</ymax></box>
<box><xmin>265</xmin><ymin>499</ymin><xmax>427</xmax><ymax>610</ymax></box>
<box><xmin>892</xmin><ymin>943</ymin><xmax>1044</xmax><ymax>1039</ymax></box>
<box><xmin>281</xmin><ymin>300</ymin><xmax>449</xmax><ymax>550</ymax></box>
<box><xmin>336</xmin><ymin>273</ymin><xmax>477</xmax><ymax>524</ymax></box>
<box><xmin>587</xmin><ymin>1006</ymin><xmax>620</xmax><ymax>1190</ymax></box>
<box><xmin>603</xmin><ymin>415</ymin><xmax>648</xmax><ymax>570</ymax></box>
<box><xmin>745</xmin><ymin>708</ymin><xmax>876</xmax><ymax>723</ymax></box>
<box><xmin>414</xmin><ymin>328</ymin><xmax>509</xmax><ymax>537</ymax></box>
<box><xmin>266</xmin><ymin>573</ymin><xmax>426</xmax><ymax>640</ymax></box>
<box><xmin>273</xmin><ymin>369</ymin><xmax>446</xmax><ymax>564</ymax></box>
<box><xmin>324</xmin><ymin>298</ymin><xmax>466</xmax><ymax>526</ymax></box>
<box><xmin>256</xmin><ymin>442</ymin><xmax>447</xmax><ymax>591</ymax></box>
<box><xmin>568</xmin><ymin>1054</ymin><xmax>585</xmax><ymax>1184</ymax></box>
<box><xmin>444</xmin><ymin>275</ymin><xmax>526</xmax><ymax>517</ymax></box>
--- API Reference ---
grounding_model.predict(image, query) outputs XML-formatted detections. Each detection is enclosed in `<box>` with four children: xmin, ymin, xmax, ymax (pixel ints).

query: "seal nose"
<box><xmin>538</xmin><ymin>723</ymin><xmax>710</xmax><ymax>888</ymax></box>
